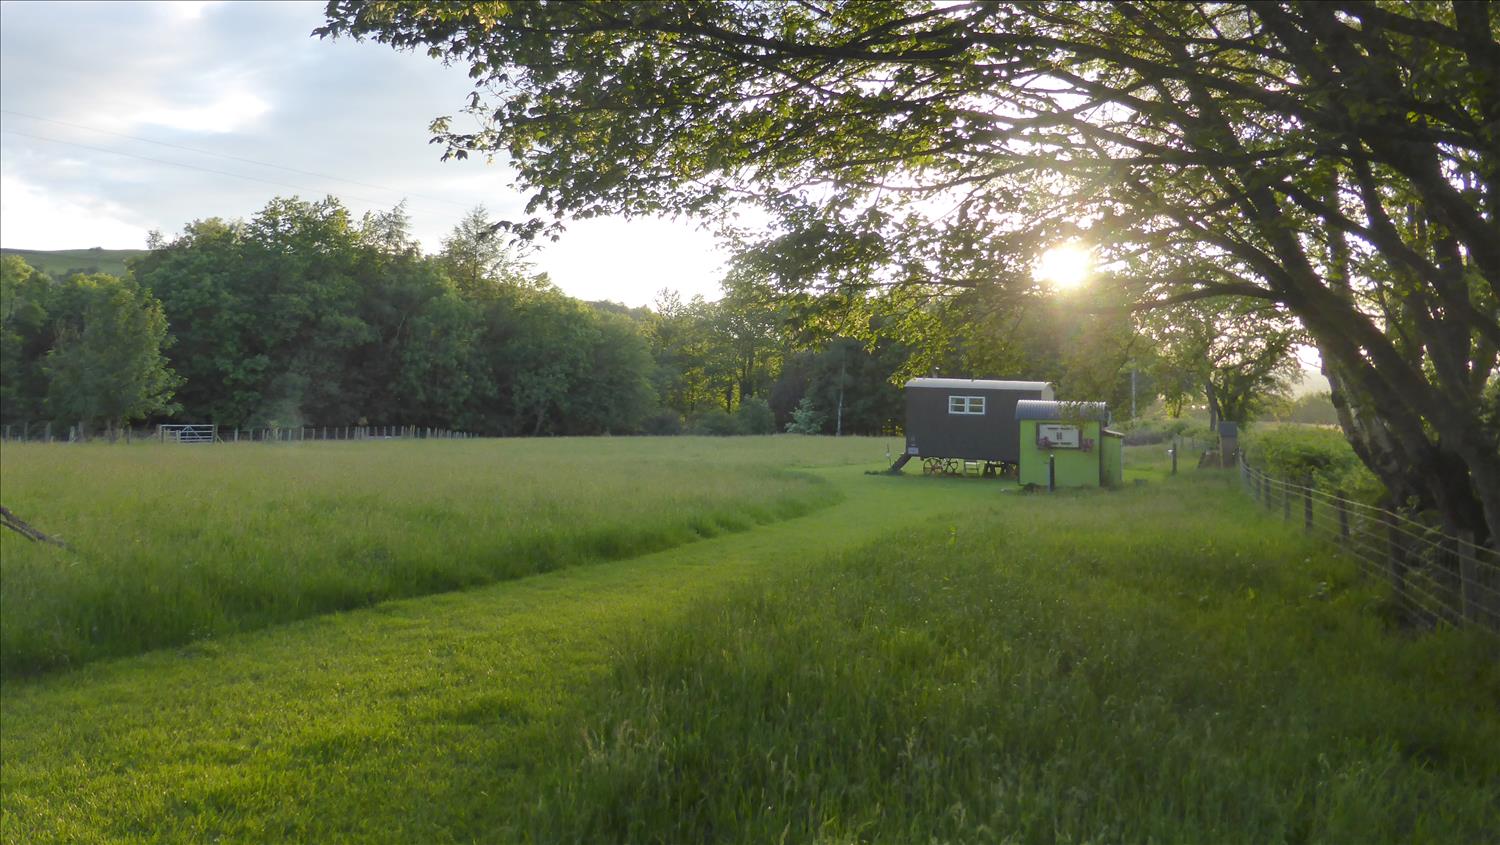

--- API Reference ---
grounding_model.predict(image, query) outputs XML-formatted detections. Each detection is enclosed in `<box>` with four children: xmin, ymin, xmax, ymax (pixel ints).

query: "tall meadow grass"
<box><xmin>0</xmin><ymin>436</ymin><xmax>890</xmax><ymax>676</ymax></box>
<box><xmin>525</xmin><ymin>474</ymin><xmax>1500</xmax><ymax>843</ymax></box>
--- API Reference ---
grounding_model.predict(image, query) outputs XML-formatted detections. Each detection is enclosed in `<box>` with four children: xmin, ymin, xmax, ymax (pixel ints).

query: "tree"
<box><xmin>567</xmin><ymin>308</ymin><xmax>657</xmax><ymax>435</ymax></box>
<box><xmin>1</xmin><ymin>255</ymin><xmax>53</xmax><ymax>423</ymax></box>
<box><xmin>321</xmin><ymin>1</ymin><xmax>1500</xmax><ymax>546</ymax></box>
<box><xmin>133</xmin><ymin>197</ymin><xmax>376</xmax><ymax>426</ymax></box>
<box><xmin>440</xmin><ymin>205</ymin><xmax>536</xmax><ymax>298</ymax></box>
<box><xmin>775</xmin><ymin>337</ymin><xmax>905</xmax><ymax>436</ymax></box>
<box><xmin>643</xmin><ymin>291</ymin><xmax>737</xmax><ymax>417</ymax></box>
<box><xmin>43</xmin><ymin>273</ymin><xmax>180</xmax><ymax>433</ymax></box>
<box><xmin>1143</xmin><ymin>299</ymin><xmax>1301</xmax><ymax>428</ymax></box>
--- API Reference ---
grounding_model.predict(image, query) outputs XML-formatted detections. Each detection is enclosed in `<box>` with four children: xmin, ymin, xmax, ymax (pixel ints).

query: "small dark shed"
<box><xmin>900</xmin><ymin>378</ymin><xmax>1054</xmax><ymax>465</ymax></box>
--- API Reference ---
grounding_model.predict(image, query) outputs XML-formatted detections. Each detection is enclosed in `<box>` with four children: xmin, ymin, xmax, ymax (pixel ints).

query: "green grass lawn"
<box><xmin>0</xmin><ymin>436</ymin><xmax>895</xmax><ymax>676</ymax></box>
<box><xmin>2</xmin><ymin>443</ymin><xmax>1496</xmax><ymax>843</ymax></box>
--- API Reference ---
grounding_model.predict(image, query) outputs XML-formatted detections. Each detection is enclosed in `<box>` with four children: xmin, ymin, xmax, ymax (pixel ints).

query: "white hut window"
<box><xmin>948</xmin><ymin>395</ymin><xmax>985</xmax><ymax>415</ymax></box>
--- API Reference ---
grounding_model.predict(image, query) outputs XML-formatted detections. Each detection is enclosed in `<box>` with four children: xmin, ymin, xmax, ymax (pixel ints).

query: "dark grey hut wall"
<box><xmin>904</xmin><ymin>385</ymin><xmax>1049</xmax><ymax>462</ymax></box>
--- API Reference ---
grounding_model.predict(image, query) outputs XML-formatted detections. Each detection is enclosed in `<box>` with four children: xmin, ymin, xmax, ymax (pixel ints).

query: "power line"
<box><xmin>0</xmin><ymin>108</ymin><xmax>471</xmax><ymax>209</ymax></box>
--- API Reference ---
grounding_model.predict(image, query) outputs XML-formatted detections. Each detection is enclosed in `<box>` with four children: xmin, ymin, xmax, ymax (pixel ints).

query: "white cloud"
<box><xmin>157</xmin><ymin>1</ymin><xmax>224</xmax><ymax>24</ymax></box>
<box><xmin>0</xmin><ymin>0</ymin><xmax>732</xmax><ymax>306</ymax></box>
<box><xmin>134</xmin><ymin>88</ymin><xmax>273</xmax><ymax>134</ymax></box>
<box><xmin>0</xmin><ymin>171</ymin><xmax>151</xmax><ymax>250</ymax></box>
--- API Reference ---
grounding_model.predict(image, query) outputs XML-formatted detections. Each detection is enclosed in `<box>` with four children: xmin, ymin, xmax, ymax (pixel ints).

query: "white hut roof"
<box><xmin>1014</xmin><ymin>399</ymin><xmax>1111</xmax><ymax>422</ymax></box>
<box><xmin>904</xmin><ymin>378</ymin><xmax>1053</xmax><ymax>394</ymax></box>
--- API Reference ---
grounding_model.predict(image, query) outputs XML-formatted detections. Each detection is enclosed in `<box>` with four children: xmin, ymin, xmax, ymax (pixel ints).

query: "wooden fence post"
<box><xmin>1283</xmin><ymin>480</ymin><xmax>1291</xmax><ymax>521</ymax></box>
<box><xmin>1335</xmin><ymin>490</ymin><xmax>1349</xmax><ymax>540</ymax></box>
<box><xmin>1303</xmin><ymin>482</ymin><xmax>1313</xmax><ymax>532</ymax></box>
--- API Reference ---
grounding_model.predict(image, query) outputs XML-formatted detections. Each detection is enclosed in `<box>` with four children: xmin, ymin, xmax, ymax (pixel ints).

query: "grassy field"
<box><xmin>0</xmin><ymin>436</ymin><xmax>896</xmax><ymax>676</ymax></box>
<box><xmin>2</xmin><ymin>442</ymin><xmax>1496</xmax><ymax>843</ymax></box>
<box><xmin>0</xmin><ymin>247</ymin><xmax>148</xmax><ymax>278</ymax></box>
<box><xmin>532</xmin><ymin>475</ymin><xmax>1499</xmax><ymax>843</ymax></box>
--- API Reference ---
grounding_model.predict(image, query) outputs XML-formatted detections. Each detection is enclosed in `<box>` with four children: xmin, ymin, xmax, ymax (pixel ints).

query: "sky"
<box><xmin>0</xmin><ymin>0</ymin><xmax>726</xmax><ymax>307</ymax></box>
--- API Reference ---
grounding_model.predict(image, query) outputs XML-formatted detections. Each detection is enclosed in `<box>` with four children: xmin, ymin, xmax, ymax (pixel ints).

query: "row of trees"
<box><xmin>1</xmin><ymin>199</ymin><xmax>925</xmax><ymax>437</ymax></box>
<box><xmin>132</xmin><ymin>199</ymin><xmax>663</xmax><ymax>436</ymax></box>
<box><xmin>4</xmin><ymin>201</ymin><xmax>659</xmax><ymax>437</ymax></box>
<box><xmin>2</xmin><ymin>192</ymin><xmax>1296</xmax><ymax>440</ymax></box>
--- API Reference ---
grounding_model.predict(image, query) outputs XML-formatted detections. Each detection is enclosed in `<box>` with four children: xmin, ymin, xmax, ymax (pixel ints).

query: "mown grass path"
<box><xmin>2</xmin><ymin>467</ymin><xmax>998</xmax><ymax>843</ymax></box>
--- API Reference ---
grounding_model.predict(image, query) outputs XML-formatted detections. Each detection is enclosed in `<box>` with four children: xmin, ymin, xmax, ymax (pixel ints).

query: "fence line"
<box><xmin>0</xmin><ymin>423</ymin><xmax>475</xmax><ymax>444</ymax></box>
<box><xmin>1238</xmin><ymin>456</ymin><xmax>1499</xmax><ymax>637</ymax></box>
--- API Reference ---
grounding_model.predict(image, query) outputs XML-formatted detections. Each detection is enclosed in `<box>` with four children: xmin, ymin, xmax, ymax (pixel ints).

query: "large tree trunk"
<box><xmin>1318</xmin><ymin>337</ymin><xmax>1495</xmax><ymax>549</ymax></box>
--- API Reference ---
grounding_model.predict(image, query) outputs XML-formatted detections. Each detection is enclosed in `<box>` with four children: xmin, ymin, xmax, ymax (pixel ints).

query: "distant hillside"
<box><xmin>1</xmin><ymin>247</ymin><xmax>150</xmax><ymax>278</ymax></box>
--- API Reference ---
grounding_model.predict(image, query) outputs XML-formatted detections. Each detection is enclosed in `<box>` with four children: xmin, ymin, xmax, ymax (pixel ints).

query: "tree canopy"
<box><xmin>320</xmin><ymin>0</ymin><xmax>1500</xmax><ymax>547</ymax></box>
<box><xmin>2</xmin><ymin>255</ymin><xmax>178</xmax><ymax>433</ymax></box>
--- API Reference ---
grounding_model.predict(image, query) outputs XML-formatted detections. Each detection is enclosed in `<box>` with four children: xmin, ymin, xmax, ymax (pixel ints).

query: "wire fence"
<box><xmin>0</xmin><ymin>422</ymin><xmax>473</xmax><ymax>444</ymax></box>
<box><xmin>1238</xmin><ymin>456</ymin><xmax>1500</xmax><ymax>637</ymax></box>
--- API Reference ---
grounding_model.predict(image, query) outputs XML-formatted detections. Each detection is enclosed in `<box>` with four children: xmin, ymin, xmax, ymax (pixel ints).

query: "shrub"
<box><xmin>784</xmin><ymin>397</ymin><xmax>825</xmax><ymax>434</ymax></box>
<box><xmin>640</xmin><ymin>410</ymin><xmax>683</xmax><ymax>436</ymax></box>
<box><xmin>1244</xmin><ymin>425</ymin><xmax>1383</xmax><ymax>502</ymax></box>
<box><xmin>1118</xmin><ymin>417</ymin><xmax>1213</xmax><ymax>445</ymax></box>
<box><xmin>734</xmin><ymin>397</ymin><xmax>776</xmax><ymax>435</ymax></box>
<box><xmin>690</xmin><ymin>408</ymin><xmax>741</xmax><ymax>436</ymax></box>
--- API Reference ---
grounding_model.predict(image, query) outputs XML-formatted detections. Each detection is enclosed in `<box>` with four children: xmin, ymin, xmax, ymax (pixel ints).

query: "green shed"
<box><xmin>1015</xmin><ymin>400</ymin><xmax>1123</xmax><ymax>488</ymax></box>
<box><xmin>1100</xmin><ymin>428</ymin><xmax>1124</xmax><ymax>487</ymax></box>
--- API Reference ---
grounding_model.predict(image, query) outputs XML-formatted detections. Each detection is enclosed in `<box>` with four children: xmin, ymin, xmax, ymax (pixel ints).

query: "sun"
<box><xmin>1033</xmin><ymin>242</ymin><xmax>1094</xmax><ymax>291</ymax></box>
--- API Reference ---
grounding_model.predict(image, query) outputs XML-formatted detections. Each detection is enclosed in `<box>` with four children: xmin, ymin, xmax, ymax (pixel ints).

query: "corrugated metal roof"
<box><xmin>1014</xmin><ymin>399</ymin><xmax>1110</xmax><ymax>422</ymax></box>
<box><xmin>905</xmin><ymin>377</ymin><xmax>1053</xmax><ymax>394</ymax></box>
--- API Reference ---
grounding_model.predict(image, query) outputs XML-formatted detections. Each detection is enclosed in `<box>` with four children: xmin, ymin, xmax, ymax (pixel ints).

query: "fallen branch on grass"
<box><xmin>0</xmin><ymin>505</ymin><xmax>67</xmax><ymax>547</ymax></box>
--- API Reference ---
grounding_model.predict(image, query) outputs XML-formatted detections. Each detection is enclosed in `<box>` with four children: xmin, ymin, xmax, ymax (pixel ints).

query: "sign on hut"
<box><xmin>890</xmin><ymin>378</ymin><xmax>1053</xmax><ymax>475</ymax></box>
<box><xmin>1014</xmin><ymin>400</ymin><xmax>1124</xmax><ymax>488</ymax></box>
